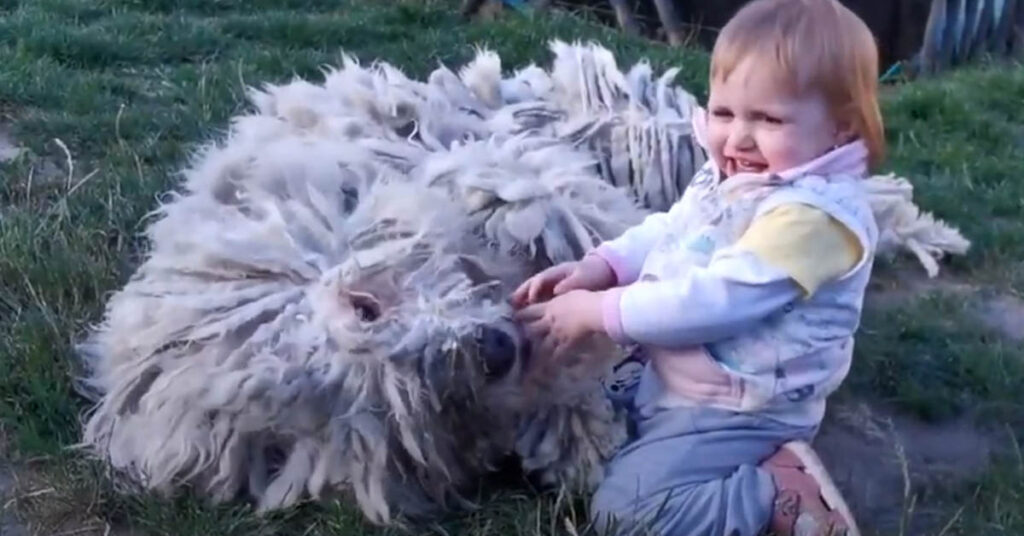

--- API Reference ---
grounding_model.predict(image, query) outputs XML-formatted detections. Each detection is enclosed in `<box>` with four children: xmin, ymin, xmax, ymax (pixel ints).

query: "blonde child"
<box><xmin>511</xmin><ymin>0</ymin><xmax>884</xmax><ymax>534</ymax></box>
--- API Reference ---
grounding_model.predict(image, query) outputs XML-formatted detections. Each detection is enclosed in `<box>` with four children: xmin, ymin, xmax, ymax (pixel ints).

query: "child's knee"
<box><xmin>588</xmin><ymin>485</ymin><xmax>663</xmax><ymax>536</ymax></box>
<box><xmin>587</xmin><ymin>503</ymin><xmax>645</xmax><ymax>536</ymax></box>
<box><xmin>589</xmin><ymin>483</ymin><xmax>630</xmax><ymax>534</ymax></box>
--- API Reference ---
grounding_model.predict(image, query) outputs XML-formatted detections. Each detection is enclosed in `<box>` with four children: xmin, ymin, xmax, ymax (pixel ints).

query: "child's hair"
<box><xmin>710</xmin><ymin>0</ymin><xmax>885</xmax><ymax>170</ymax></box>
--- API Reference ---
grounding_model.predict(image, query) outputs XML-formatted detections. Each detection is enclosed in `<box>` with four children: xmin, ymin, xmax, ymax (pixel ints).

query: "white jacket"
<box><xmin>592</xmin><ymin>139</ymin><xmax>879</xmax><ymax>426</ymax></box>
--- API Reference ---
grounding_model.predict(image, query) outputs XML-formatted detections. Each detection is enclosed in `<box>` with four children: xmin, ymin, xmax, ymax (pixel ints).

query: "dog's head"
<box><xmin>302</xmin><ymin>174</ymin><xmax>535</xmax><ymax>389</ymax></box>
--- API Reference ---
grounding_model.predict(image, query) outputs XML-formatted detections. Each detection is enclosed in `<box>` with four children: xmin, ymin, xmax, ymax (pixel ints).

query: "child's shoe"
<box><xmin>601</xmin><ymin>351</ymin><xmax>644</xmax><ymax>411</ymax></box>
<box><xmin>760</xmin><ymin>440</ymin><xmax>860</xmax><ymax>536</ymax></box>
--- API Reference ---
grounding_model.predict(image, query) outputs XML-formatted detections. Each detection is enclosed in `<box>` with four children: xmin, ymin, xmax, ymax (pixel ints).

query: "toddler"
<box><xmin>511</xmin><ymin>0</ymin><xmax>884</xmax><ymax>534</ymax></box>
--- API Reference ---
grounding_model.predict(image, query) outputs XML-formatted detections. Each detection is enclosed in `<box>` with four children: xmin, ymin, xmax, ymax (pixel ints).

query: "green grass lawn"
<box><xmin>1</xmin><ymin>0</ymin><xmax>1023</xmax><ymax>534</ymax></box>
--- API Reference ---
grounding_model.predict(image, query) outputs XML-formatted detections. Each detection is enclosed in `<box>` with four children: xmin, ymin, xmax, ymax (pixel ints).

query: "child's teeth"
<box><xmin>726</xmin><ymin>158</ymin><xmax>761</xmax><ymax>174</ymax></box>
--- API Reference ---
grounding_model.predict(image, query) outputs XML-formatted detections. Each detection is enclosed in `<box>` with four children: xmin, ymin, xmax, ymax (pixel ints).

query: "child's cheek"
<box><xmin>706</xmin><ymin>129</ymin><xmax>729</xmax><ymax>170</ymax></box>
<box><xmin>763</xmin><ymin>134</ymin><xmax>805</xmax><ymax>172</ymax></box>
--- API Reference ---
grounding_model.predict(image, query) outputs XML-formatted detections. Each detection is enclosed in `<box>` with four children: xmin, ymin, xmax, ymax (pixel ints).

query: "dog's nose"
<box><xmin>476</xmin><ymin>326</ymin><xmax>517</xmax><ymax>379</ymax></box>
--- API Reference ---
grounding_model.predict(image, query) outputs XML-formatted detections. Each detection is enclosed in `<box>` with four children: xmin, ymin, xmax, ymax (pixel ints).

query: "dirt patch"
<box><xmin>1</xmin><ymin>462</ymin><xmax>29</xmax><ymax>536</ymax></box>
<box><xmin>815</xmin><ymin>399</ymin><xmax>1003</xmax><ymax>535</ymax></box>
<box><xmin>974</xmin><ymin>293</ymin><xmax>1024</xmax><ymax>342</ymax></box>
<box><xmin>0</xmin><ymin>430</ymin><xmax>28</xmax><ymax>536</ymax></box>
<box><xmin>0</xmin><ymin>122</ymin><xmax>23</xmax><ymax>164</ymax></box>
<box><xmin>864</xmin><ymin>261</ymin><xmax>977</xmax><ymax>310</ymax></box>
<box><xmin>866</xmin><ymin>260</ymin><xmax>1024</xmax><ymax>344</ymax></box>
<box><xmin>1</xmin><ymin>457</ymin><xmax>122</xmax><ymax>536</ymax></box>
<box><xmin>0</xmin><ymin>429</ymin><xmax>117</xmax><ymax>536</ymax></box>
<box><xmin>0</xmin><ymin>120</ymin><xmax>81</xmax><ymax>211</ymax></box>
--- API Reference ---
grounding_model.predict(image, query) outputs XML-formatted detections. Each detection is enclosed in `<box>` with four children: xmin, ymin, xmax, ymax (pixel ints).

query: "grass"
<box><xmin>848</xmin><ymin>292</ymin><xmax>1024</xmax><ymax>422</ymax></box>
<box><xmin>881</xmin><ymin>67</ymin><xmax>1024</xmax><ymax>289</ymax></box>
<box><xmin>0</xmin><ymin>0</ymin><xmax>1023</xmax><ymax>534</ymax></box>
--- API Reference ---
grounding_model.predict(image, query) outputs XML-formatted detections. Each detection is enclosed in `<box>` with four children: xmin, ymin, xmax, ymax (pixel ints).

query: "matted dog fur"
<box><xmin>74</xmin><ymin>41</ymin><xmax>969</xmax><ymax>527</ymax></box>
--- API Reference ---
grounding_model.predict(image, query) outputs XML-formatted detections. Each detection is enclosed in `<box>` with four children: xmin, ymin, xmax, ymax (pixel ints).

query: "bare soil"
<box><xmin>816</xmin><ymin>399</ymin><xmax>1002</xmax><ymax>535</ymax></box>
<box><xmin>975</xmin><ymin>293</ymin><xmax>1024</xmax><ymax>342</ymax></box>
<box><xmin>0</xmin><ymin>123</ymin><xmax>22</xmax><ymax>164</ymax></box>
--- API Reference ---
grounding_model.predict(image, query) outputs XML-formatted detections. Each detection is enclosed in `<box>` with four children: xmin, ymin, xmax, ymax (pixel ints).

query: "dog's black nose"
<box><xmin>476</xmin><ymin>326</ymin><xmax>517</xmax><ymax>379</ymax></box>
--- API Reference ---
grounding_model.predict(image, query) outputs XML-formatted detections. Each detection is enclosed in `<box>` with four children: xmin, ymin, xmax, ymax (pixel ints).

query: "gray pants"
<box><xmin>590</xmin><ymin>369</ymin><xmax>817</xmax><ymax>536</ymax></box>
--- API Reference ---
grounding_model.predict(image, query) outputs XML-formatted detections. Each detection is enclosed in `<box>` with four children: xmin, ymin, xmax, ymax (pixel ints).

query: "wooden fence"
<box><xmin>460</xmin><ymin>0</ymin><xmax>1024</xmax><ymax>78</ymax></box>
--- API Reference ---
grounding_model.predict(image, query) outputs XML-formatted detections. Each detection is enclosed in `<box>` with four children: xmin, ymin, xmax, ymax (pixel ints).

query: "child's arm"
<box><xmin>587</xmin><ymin>133</ymin><xmax>714</xmax><ymax>285</ymax></box>
<box><xmin>601</xmin><ymin>249</ymin><xmax>801</xmax><ymax>347</ymax></box>
<box><xmin>588</xmin><ymin>196</ymin><xmax>691</xmax><ymax>286</ymax></box>
<box><xmin>601</xmin><ymin>204</ymin><xmax>865</xmax><ymax>347</ymax></box>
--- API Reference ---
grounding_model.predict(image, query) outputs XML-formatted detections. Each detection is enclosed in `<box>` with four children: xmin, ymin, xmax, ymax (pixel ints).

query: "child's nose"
<box><xmin>727</xmin><ymin>122</ymin><xmax>756</xmax><ymax>151</ymax></box>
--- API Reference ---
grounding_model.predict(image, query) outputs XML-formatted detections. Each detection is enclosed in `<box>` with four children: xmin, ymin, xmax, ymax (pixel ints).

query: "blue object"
<box><xmin>879</xmin><ymin>61</ymin><xmax>904</xmax><ymax>83</ymax></box>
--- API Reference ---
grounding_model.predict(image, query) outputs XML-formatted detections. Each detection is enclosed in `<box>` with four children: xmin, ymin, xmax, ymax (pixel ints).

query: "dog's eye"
<box><xmin>349</xmin><ymin>293</ymin><xmax>381</xmax><ymax>322</ymax></box>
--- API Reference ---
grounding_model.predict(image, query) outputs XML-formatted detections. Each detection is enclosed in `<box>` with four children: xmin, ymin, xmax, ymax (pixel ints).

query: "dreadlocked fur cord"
<box><xmin>863</xmin><ymin>173</ymin><xmax>971</xmax><ymax>277</ymax></box>
<box><xmin>76</xmin><ymin>40</ymin><xmax>970</xmax><ymax>528</ymax></box>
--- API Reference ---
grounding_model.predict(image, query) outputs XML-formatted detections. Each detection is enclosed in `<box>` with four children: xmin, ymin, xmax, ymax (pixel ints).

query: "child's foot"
<box><xmin>760</xmin><ymin>440</ymin><xmax>860</xmax><ymax>536</ymax></box>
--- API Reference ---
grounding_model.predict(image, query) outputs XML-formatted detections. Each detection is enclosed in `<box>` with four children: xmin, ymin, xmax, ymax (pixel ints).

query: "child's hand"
<box><xmin>510</xmin><ymin>256</ymin><xmax>615</xmax><ymax>308</ymax></box>
<box><xmin>514</xmin><ymin>289</ymin><xmax>604</xmax><ymax>358</ymax></box>
<box><xmin>510</xmin><ymin>263</ymin><xmax>574</xmax><ymax>308</ymax></box>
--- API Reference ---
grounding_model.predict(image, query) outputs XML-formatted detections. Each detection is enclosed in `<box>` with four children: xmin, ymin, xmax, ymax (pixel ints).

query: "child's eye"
<box><xmin>710</xmin><ymin>107</ymin><xmax>733</xmax><ymax>119</ymax></box>
<box><xmin>763</xmin><ymin>115</ymin><xmax>783</xmax><ymax>125</ymax></box>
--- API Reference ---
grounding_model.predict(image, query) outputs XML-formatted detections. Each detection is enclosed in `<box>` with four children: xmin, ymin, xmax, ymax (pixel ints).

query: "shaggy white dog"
<box><xmin>74</xmin><ymin>41</ymin><xmax>968</xmax><ymax>527</ymax></box>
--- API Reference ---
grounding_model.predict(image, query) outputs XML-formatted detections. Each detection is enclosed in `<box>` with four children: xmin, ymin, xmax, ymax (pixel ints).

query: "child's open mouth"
<box><xmin>725</xmin><ymin>157</ymin><xmax>767</xmax><ymax>176</ymax></box>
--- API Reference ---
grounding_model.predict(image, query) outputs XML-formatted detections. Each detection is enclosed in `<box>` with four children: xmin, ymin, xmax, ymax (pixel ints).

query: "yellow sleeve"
<box><xmin>734</xmin><ymin>203</ymin><xmax>863</xmax><ymax>297</ymax></box>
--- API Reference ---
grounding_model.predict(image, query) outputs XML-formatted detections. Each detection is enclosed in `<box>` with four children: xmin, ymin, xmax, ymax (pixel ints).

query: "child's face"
<box><xmin>706</xmin><ymin>56</ymin><xmax>844</xmax><ymax>178</ymax></box>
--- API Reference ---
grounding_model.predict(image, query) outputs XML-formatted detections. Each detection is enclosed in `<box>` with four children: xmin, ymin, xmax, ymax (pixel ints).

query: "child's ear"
<box><xmin>831</xmin><ymin>121</ymin><xmax>856</xmax><ymax>145</ymax></box>
<box><xmin>833</xmin><ymin>112</ymin><xmax>857</xmax><ymax>145</ymax></box>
